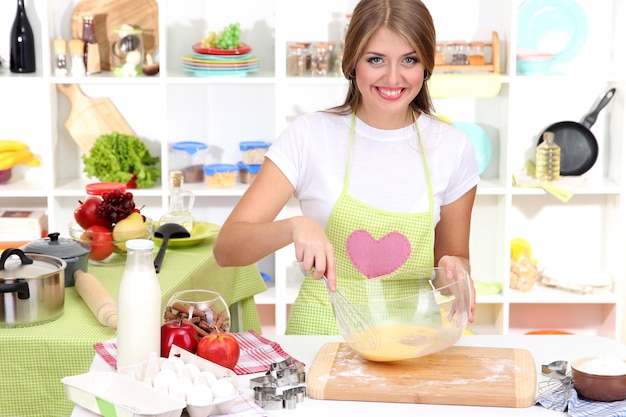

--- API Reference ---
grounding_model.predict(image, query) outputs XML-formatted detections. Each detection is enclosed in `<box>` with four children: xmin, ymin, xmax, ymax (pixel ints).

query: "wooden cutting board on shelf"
<box><xmin>71</xmin><ymin>0</ymin><xmax>159</xmax><ymax>70</ymax></box>
<box><xmin>307</xmin><ymin>343</ymin><xmax>537</xmax><ymax>408</ymax></box>
<box><xmin>57</xmin><ymin>84</ymin><xmax>135</xmax><ymax>155</ymax></box>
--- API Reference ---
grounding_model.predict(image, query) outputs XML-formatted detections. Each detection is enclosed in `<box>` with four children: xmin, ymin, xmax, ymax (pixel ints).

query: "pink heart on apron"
<box><xmin>346</xmin><ymin>230</ymin><xmax>411</xmax><ymax>278</ymax></box>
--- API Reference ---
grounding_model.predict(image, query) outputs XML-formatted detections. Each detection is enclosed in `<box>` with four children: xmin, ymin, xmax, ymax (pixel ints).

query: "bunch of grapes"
<box><xmin>202</xmin><ymin>23</ymin><xmax>241</xmax><ymax>50</ymax></box>
<box><xmin>97</xmin><ymin>189</ymin><xmax>136</xmax><ymax>225</ymax></box>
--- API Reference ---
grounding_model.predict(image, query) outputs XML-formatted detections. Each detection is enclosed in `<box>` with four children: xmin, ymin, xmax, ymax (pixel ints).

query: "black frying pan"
<box><xmin>537</xmin><ymin>88</ymin><xmax>616</xmax><ymax>176</ymax></box>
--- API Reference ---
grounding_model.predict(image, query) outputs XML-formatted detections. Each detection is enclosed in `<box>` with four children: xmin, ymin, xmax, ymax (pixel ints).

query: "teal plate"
<box><xmin>517</xmin><ymin>0</ymin><xmax>588</xmax><ymax>65</ymax></box>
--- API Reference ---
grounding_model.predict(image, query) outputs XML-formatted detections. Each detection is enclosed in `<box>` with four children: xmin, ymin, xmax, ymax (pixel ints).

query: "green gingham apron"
<box><xmin>286</xmin><ymin>113</ymin><xmax>435</xmax><ymax>335</ymax></box>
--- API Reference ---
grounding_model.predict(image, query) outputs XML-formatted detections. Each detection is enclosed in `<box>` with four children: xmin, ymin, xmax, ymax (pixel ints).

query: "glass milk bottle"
<box><xmin>116</xmin><ymin>239</ymin><xmax>161</xmax><ymax>369</ymax></box>
<box><xmin>159</xmin><ymin>171</ymin><xmax>195</xmax><ymax>233</ymax></box>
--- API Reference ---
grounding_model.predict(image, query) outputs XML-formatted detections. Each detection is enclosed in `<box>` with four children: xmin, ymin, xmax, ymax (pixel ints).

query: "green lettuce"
<box><xmin>82</xmin><ymin>132</ymin><xmax>160</xmax><ymax>188</ymax></box>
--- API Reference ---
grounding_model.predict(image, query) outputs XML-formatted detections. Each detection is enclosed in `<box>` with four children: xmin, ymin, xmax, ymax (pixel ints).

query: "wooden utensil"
<box><xmin>71</xmin><ymin>0</ymin><xmax>159</xmax><ymax>70</ymax></box>
<box><xmin>307</xmin><ymin>342</ymin><xmax>537</xmax><ymax>408</ymax></box>
<box><xmin>74</xmin><ymin>269</ymin><xmax>118</xmax><ymax>329</ymax></box>
<box><xmin>57</xmin><ymin>84</ymin><xmax>135</xmax><ymax>155</ymax></box>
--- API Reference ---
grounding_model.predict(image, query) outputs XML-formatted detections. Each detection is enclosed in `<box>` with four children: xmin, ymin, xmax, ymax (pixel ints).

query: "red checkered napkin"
<box><xmin>231</xmin><ymin>330</ymin><xmax>300</xmax><ymax>375</ymax></box>
<box><xmin>94</xmin><ymin>331</ymin><xmax>298</xmax><ymax>375</ymax></box>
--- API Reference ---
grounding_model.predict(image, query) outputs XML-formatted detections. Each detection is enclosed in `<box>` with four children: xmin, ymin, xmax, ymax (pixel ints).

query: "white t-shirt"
<box><xmin>265</xmin><ymin>111</ymin><xmax>479</xmax><ymax>230</ymax></box>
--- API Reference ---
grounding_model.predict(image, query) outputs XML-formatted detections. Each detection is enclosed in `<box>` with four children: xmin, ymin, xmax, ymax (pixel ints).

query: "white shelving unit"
<box><xmin>1</xmin><ymin>0</ymin><xmax>624</xmax><ymax>341</ymax></box>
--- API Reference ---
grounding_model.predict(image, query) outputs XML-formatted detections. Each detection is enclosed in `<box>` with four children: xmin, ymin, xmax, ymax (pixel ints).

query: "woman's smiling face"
<box><xmin>355</xmin><ymin>26</ymin><xmax>426</xmax><ymax>129</ymax></box>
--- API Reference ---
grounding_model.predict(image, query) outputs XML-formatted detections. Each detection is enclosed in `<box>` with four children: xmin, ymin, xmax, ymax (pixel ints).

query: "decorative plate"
<box><xmin>517</xmin><ymin>0</ymin><xmax>588</xmax><ymax>65</ymax></box>
<box><xmin>192</xmin><ymin>42</ymin><xmax>252</xmax><ymax>55</ymax></box>
<box><xmin>152</xmin><ymin>221</ymin><xmax>220</xmax><ymax>247</ymax></box>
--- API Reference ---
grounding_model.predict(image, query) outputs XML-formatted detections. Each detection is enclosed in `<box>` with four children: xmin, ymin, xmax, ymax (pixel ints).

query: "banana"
<box><xmin>0</xmin><ymin>139</ymin><xmax>29</xmax><ymax>152</ymax></box>
<box><xmin>0</xmin><ymin>149</ymin><xmax>34</xmax><ymax>170</ymax></box>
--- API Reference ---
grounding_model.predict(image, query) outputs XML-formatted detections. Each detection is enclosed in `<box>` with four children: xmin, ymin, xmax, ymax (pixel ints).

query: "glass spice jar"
<box><xmin>312</xmin><ymin>43</ymin><xmax>328</xmax><ymax>76</ymax></box>
<box><xmin>286</xmin><ymin>43</ymin><xmax>305</xmax><ymax>76</ymax></box>
<box><xmin>435</xmin><ymin>42</ymin><xmax>445</xmax><ymax>66</ymax></box>
<box><xmin>451</xmin><ymin>42</ymin><xmax>469</xmax><ymax>65</ymax></box>
<box><xmin>469</xmin><ymin>41</ymin><xmax>486</xmax><ymax>66</ymax></box>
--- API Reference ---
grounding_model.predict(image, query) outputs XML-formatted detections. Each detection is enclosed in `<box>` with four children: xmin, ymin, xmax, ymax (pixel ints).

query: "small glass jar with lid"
<box><xmin>287</xmin><ymin>43</ymin><xmax>305</xmax><ymax>76</ymax></box>
<box><xmin>468</xmin><ymin>42</ymin><xmax>486</xmax><ymax>65</ymax></box>
<box><xmin>435</xmin><ymin>43</ymin><xmax>445</xmax><ymax>66</ymax></box>
<box><xmin>451</xmin><ymin>42</ymin><xmax>469</xmax><ymax>65</ymax></box>
<box><xmin>312</xmin><ymin>43</ymin><xmax>328</xmax><ymax>76</ymax></box>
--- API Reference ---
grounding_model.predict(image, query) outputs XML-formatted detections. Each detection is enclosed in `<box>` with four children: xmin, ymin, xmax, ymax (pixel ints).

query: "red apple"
<box><xmin>81</xmin><ymin>225</ymin><xmax>114</xmax><ymax>261</ymax></box>
<box><xmin>196</xmin><ymin>332</ymin><xmax>240</xmax><ymax>370</ymax></box>
<box><xmin>161</xmin><ymin>317</ymin><xmax>198</xmax><ymax>357</ymax></box>
<box><xmin>74</xmin><ymin>197</ymin><xmax>111</xmax><ymax>229</ymax></box>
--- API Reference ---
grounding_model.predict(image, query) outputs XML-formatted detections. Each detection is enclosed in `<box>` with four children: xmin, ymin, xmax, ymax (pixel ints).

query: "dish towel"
<box><xmin>512</xmin><ymin>161</ymin><xmax>586</xmax><ymax>203</ymax></box>
<box><xmin>537</xmin><ymin>387</ymin><xmax>626</xmax><ymax>416</ymax></box>
<box><xmin>94</xmin><ymin>330</ymin><xmax>300</xmax><ymax>375</ymax></box>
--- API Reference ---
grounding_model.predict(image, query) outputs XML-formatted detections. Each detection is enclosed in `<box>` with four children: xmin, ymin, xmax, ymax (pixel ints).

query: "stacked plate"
<box><xmin>182</xmin><ymin>42</ymin><xmax>259</xmax><ymax>77</ymax></box>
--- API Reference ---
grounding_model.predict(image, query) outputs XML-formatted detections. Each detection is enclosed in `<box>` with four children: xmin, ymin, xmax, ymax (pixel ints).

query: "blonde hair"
<box><xmin>331</xmin><ymin>0</ymin><xmax>436</xmax><ymax>116</ymax></box>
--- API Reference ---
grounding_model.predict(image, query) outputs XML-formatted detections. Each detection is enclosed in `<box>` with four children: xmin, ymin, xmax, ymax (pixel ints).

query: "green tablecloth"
<box><xmin>0</xmin><ymin>240</ymin><xmax>266</xmax><ymax>417</ymax></box>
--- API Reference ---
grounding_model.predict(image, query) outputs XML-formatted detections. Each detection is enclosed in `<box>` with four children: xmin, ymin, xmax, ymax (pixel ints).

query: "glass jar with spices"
<box><xmin>326</xmin><ymin>41</ymin><xmax>337</xmax><ymax>75</ymax></box>
<box><xmin>299</xmin><ymin>41</ymin><xmax>313</xmax><ymax>76</ymax></box>
<box><xmin>53</xmin><ymin>38</ymin><xmax>67</xmax><ymax>76</ymax></box>
<box><xmin>435</xmin><ymin>43</ymin><xmax>445</xmax><ymax>66</ymax></box>
<box><xmin>451</xmin><ymin>42</ymin><xmax>469</xmax><ymax>65</ymax></box>
<box><xmin>69</xmin><ymin>39</ymin><xmax>85</xmax><ymax>76</ymax></box>
<box><xmin>312</xmin><ymin>43</ymin><xmax>328</xmax><ymax>77</ymax></box>
<box><xmin>82</xmin><ymin>15</ymin><xmax>101</xmax><ymax>75</ymax></box>
<box><xmin>469</xmin><ymin>42</ymin><xmax>486</xmax><ymax>66</ymax></box>
<box><xmin>286</xmin><ymin>43</ymin><xmax>305</xmax><ymax>76</ymax></box>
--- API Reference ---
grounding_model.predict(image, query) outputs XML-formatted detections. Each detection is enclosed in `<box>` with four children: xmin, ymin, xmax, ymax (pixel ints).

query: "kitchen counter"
<box><xmin>72</xmin><ymin>334</ymin><xmax>626</xmax><ymax>417</ymax></box>
<box><xmin>0</xmin><ymin>239</ymin><xmax>267</xmax><ymax>417</ymax></box>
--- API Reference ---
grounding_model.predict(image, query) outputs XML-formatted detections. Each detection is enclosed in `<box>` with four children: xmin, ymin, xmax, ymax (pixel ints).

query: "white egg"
<box><xmin>196</xmin><ymin>370</ymin><xmax>217</xmax><ymax>387</ymax></box>
<box><xmin>186</xmin><ymin>383</ymin><xmax>214</xmax><ymax>406</ymax></box>
<box><xmin>211</xmin><ymin>378</ymin><xmax>236</xmax><ymax>399</ymax></box>
<box><xmin>169</xmin><ymin>356</ymin><xmax>186</xmax><ymax>372</ymax></box>
<box><xmin>169</xmin><ymin>376</ymin><xmax>194</xmax><ymax>402</ymax></box>
<box><xmin>160</xmin><ymin>358</ymin><xmax>175</xmax><ymax>372</ymax></box>
<box><xmin>153</xmin><ymin>368</ymin><xmax>177</xmax><ymax>392</ymax></box>
<box><xmin>178</xmin><ymin>363</ymin><xmax>201</xmax><ymax>381</ymax></box>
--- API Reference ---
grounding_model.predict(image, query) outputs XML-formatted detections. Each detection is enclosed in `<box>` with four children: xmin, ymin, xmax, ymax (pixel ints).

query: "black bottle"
<box><xmin>10</xmin><ymin>0</ymin><xmax>36</xmax><ymax>73</ymax></box>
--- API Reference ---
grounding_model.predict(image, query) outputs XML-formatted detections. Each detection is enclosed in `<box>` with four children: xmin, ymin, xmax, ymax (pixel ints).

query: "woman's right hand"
<box><xmin>291</xmin><ymin>216</ymin><xmax>337</xmax><ymax>291</ymax></box>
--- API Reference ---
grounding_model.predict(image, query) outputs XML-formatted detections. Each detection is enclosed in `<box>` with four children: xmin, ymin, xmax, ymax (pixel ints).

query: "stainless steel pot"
<box><xmin>0</xmin><ymin>248</ymin><xmax>66</xmax><ymax>327</ymax></box>
<box><xmin>21</xmin><ymin>232</ymin><xmax>91</xmax><ymax>287</ymax></box>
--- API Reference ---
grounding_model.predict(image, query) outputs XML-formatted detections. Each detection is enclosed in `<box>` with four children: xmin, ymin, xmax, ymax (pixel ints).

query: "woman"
<box><xmin>214</xmin><ymin>0</ymin><xmax>478</xmax><ymax>334</ymax></box>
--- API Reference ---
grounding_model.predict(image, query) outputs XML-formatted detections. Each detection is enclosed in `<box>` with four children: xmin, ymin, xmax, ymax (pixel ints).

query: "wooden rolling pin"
<box><xmin>74</xmin><ymin>270</ymin><xmax>118</xmax><ymax>329</ymax></box>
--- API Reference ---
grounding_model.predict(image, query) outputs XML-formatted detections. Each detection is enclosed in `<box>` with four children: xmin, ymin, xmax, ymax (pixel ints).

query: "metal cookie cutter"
<box><xmin>250</xmin><ymin>357</ymin><xmax>306</xmax><ymax>388</ymax></box>
<box><xmin>253</xmin><ymin>386</ymin><xmax>307</xmax><ymax>410</ymax></box>
<box><xmin>542</xmin><ymin>360</ymin><xmax>568</xmax><ymax>377</ymax></box>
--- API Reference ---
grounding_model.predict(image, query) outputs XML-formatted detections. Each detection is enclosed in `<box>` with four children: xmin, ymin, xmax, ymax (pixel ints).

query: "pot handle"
<box><xmin>0</xmin><ymin>248</ymin><xmax>34</xmax><ymax>270</ymax></box>
<box><xmin>0</xmin><ymin>280</ymin><xmax>30</xmax><ymax>300</ymax></box>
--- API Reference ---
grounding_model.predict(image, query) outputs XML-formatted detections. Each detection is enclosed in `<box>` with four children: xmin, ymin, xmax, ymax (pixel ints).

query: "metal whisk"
<box><xmin>322</xmin><ymin>276</ymin><xmax>380</xmax><ymax>351</ymax></box>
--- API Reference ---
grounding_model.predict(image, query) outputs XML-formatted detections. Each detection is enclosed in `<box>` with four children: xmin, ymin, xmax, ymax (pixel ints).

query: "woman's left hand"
<box><xmin>438</xmin><ymin>255</ymin><xmax>476</xmax><ymax>323</ymax></box>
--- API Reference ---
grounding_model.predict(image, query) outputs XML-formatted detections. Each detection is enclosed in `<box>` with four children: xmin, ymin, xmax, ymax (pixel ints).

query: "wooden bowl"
<box><xmin>571</xmin><ymin>356</ymin><xmax>626</xmax><ymax>402</ymax></box>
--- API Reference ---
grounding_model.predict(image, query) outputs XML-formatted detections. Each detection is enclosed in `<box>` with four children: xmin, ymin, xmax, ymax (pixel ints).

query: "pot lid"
<box><xmin>0</xmin><ymin>249</ymin><xmax>66</xmax><ymax>280</ymax></box>
<box><xmin>21</xmin><ymin>232</ymin><xmax>91</xmax><ymax>259</ymax></box>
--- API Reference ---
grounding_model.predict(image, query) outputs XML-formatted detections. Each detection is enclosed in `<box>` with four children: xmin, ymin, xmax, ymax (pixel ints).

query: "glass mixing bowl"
<box><xmin>331</xmin><ymin>267</ymin><xmax>471</xmax><ymax>362</ymax></box>
<box><xmin>163</xmin><ymin>290</ymin><xmax>231</xmax><ymax>334</ymax></box>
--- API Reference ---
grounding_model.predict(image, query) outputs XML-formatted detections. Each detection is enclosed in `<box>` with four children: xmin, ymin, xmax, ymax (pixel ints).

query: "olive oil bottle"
<box><xmin>536</xmin><ymin>131</ymin><xmax>560</xmax><ymax>181</ymax></box>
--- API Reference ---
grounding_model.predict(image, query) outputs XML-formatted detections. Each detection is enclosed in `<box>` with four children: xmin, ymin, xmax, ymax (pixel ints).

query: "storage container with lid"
<box><xmin>239</xmin><ymin>141</ymin><xmax>270</xmax><ymax>165</ymax></box>
<box><xmin>237</xmin><ymin>161</ymin><xmax>261</xmax><ymax>184</ymax></box>
<box><xmin>203</xmin><ymin>164</ymin><xmax>238</xmax><ymax>188</ymax></box>
<box><xmin>171</xmin><ymin>141</ymin><xmax>211</xmax><ymax>183</ymax></box>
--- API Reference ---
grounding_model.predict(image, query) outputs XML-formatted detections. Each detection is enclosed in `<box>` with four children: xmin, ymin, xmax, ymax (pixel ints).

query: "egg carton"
<box><xmin>62</xmin><ymin>346</ymin><xmax>238</xmax><ymax>417</ymax></box>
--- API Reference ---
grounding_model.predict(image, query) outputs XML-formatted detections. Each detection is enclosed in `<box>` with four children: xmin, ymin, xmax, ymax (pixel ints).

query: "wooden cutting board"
<box><xmin>71</xmin><ymin>0</ymin><xmax>159</xmax><ymax>70</ymax></box>
<box><xmin>307</xmin><ymin>343</ymin><xmax>537</xmax><ymax>408</ymax></box>
<box><xmin>57</xmin><ymin>84</ymin><xmax>135</xmax><ymax>155</ymax></box>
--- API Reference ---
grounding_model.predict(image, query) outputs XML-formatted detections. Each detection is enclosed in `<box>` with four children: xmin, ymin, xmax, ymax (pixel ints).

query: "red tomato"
<box><xmin>81</xmin><ymin>225</ymin><xmax>114</xmax><ymax>261</ymax></box>
<box><xmin>161</xmin><ymin>319</ymin><xmax>198</xmax><ymax>357</ymax></box>
<box><xmin>74</xmin><ymin>197</ymin><xmax>111</xmax><ymax>229</ymax></box>
<box><xmin>196</xmin><ymin>333</ymin><xmax>240</xmax><ymax>370</ymax></box>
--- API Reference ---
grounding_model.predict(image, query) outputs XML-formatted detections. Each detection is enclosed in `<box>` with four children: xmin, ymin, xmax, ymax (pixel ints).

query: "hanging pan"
<box><xmin>537</xmin><ymin>88</ymin><xmax>616</xmax><ymax>176</ymax></box>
